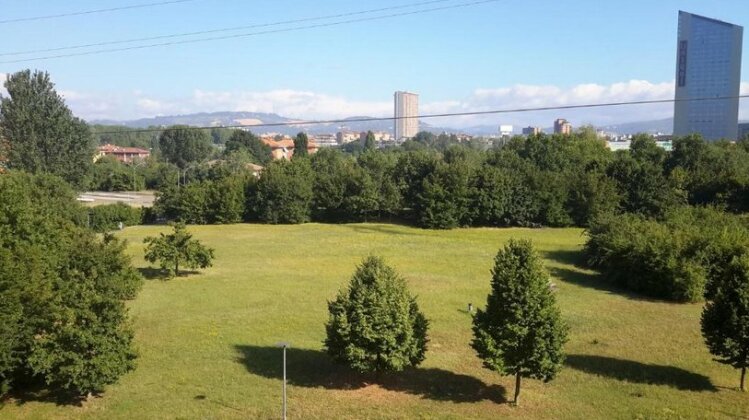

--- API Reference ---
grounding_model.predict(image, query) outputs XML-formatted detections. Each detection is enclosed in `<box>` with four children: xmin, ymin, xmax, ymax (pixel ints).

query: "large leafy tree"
<box><xmin>702</xmin><ymin>252</ymin><xmax>749</xmax><ymax>391</ymax></box>
<box><xmin>252</xmin><ymin>159</ymin><xmax>314</xmax><ymax>224</ymax></box>
<box><xmin>293</xmin><ymin>132</ymin><xmax>309</xmax><ymax>158</ymax></box>
<box><xmin>224</xmin><ymin>130</ymin><xmax>271</xmax><ymax>165</ymax></box>
<box><xmin>472</xmin><ymin>239</ymin><xmax>568</xmax><ymax>406</ymax></box>
<box><xmin>143</xmin><ymin>222</ymin><xmax>214</xmax><ymax>277</ymax></box>
<box><xmin>158</xmin><ymin>125</ymin><xmax>213</xmax><ymax>169</ymax></box>
<box><xmin>0</xmin><ymin>70</ymin><xmax>94</xmax><ymax>188</ymax></box>
<box><xmin>324</xmin><ymin>256</ymin><xmax>428</xmax><ymax>374</ymax></box>
<box><xmin>0</xmin><ymin>171</ymin><xmax>142</xmax><ymax>397</ymax></box>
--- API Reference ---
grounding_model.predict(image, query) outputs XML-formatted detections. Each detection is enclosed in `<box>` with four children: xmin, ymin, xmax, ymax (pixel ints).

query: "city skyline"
<box><xmin>0</xmin><ymin>1</ymin><xmax>747</xmax><ymax>128</ymax></box>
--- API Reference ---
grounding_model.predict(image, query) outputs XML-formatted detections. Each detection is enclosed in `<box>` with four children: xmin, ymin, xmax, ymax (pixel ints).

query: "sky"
<box><xmin>0</xmin><ymin>0</ymin><xmax>747</xmax><ymax>129</ymax></box>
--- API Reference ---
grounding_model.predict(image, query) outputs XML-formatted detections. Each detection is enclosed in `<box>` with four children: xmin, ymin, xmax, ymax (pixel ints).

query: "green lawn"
<box><xmin>3</xmin><ymin>224</ymin><xmax>748</xmax><ymax>419</ymax></box>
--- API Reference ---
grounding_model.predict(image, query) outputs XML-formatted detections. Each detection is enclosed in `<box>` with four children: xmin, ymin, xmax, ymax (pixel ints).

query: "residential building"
<box><xmin>673</xmin><ymin>11</ymin><xmax>743</xmax><ymax>140</ymax></box>
<box><xmin>336</xmin><ymin>131</ymin><xmax>361</xmax><ymax>144</ymax></box>
<box><xmin>359</xmin><ymin>131</ymin><xmax>393</xmax><ymax>142</ymax></box>
<box><xmin>95</xmin><ymin>144</ymin><xmax>150</xmax><ymax>163</ymax></box>
<box><xmin>739</xmin><ymin>123</ymin><xmax>749</xmax><ymax>140</ymax></box>
<box><xmin>554</xmin><ymin>119</ymin><xmax>572</xmax><ymax>135</ymax></box>
<box><xmin>522</xmin><ymin>126</ymin><xmax>541</xmax><ymax>136</ymax></box>
<box><xmin>394</xmin><ymin>91</ymin><xmax>419</xmax><ymax>140</ymax></box>
<box><xmin>311</xmin><ymin>134</ymin><xmax>338</xmax><ymax>147</ymax></box>
<box><xmin>261</xmin><ymin>137</ymin><xmax>319</xmax><ymax>160</ymax></box>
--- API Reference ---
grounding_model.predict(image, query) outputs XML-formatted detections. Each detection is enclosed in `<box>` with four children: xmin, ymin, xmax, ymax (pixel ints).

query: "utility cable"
<box><xmin>0</xmin><ymin>0</ymin><xmax>453</xmax><ymax>57</ymax></box>
<box><xmin>0</xmin><ymin>0</ymin><xmax>198</xmax><ymax>25</ymax></box>
<box><xmin>0</xmin><ymin>0</ymin><xmax>501</xmax><ymax>63</ymax></box>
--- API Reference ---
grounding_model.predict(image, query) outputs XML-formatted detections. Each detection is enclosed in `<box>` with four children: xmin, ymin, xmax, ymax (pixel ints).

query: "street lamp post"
<box><xmin>276</xmin><ymin>342</ymin><xmax>290</xmax><ymax>420</ymax></box>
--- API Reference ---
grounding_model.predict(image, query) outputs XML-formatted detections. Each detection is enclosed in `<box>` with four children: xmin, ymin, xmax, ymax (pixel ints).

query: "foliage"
<box><xmin>585</xmin><ymin>206</ymin><xmax>749</xmax><ymax>302</ymax></box>
<box><xmin>471</xmin><ymin>239</ymin><xmax>568</xmax><ymax>405</ymax></box>
<box><xmin>158</xmin><ymin>125</ymin><xmax>213</xmax><ymax>168</ymax></box>
<box><xmin>0</xmin><ymin>171</ymin><xmax>141</xmax><ymax>397</ymax></box>
<box><xmin>143</xmin><ymin>223</ymin><xmax>214</xmax><ymax>277</ymax></box>
<box><xmin>363</xmin><ymin>130</ymin><xmax>376</xmax><ymax>151</ymax></box>
<box><xmin>89</xmin><ymin>203</ymin><xmax>143</xmax><ymax>232</ymax></box>
<box><xmin>0</xmin><ymin>70</ymin><xmax>94</xmax><ymax>188</ymax></box>
<box><xmin>224</xmin><ymin>130</ymin><xmax>272</xmax><ymax>165</ymax></box>
<box><xmin>252</xmin><ymin>159</ymin><xmax>314</xmax><ymax>224</ymax></box>
<box><xmin>701</xmin><ymin>252</ymin><xmax>749</xmax><ymax>391</ymax></box>
<box><xmin>293</xmin><ymin>132</ymin><xmax>309</xmax><ymax>158</ymax></box>
<box><xmin>90</xmin><ymin>156</ymin><xmax>145</xmax><ymax>191</ymax></box>
<box><xmin>324</xmin><ymin>256</ymin><xmax>428</xmax><ymax>373</ymax></box>
<box><xmin>91</xmin><ymin>125</ymin><xmax>160</xmax><ymax>150</ymax></box>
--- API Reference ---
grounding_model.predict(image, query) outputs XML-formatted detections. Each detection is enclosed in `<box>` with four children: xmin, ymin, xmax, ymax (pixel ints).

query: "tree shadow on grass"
<box><xmin>543</xmin><ymin>249</ymin><xmax>586</xmax><ymax>267</ymax></box>
<box><xmin>565</xmin><ymin>354</ymin><xmax>717</xmax><ymax>392</ymax></box>
<box><xmin>137</xmin><ymin>267</ymin><xmax>201</xmax><ymax>280</ymax></box>
<box><xmin>2</xmin><ymin>381</ymin><xmax>90</xmax><ymax>407</ymax></box>
<box><xmin>342</xmin><ymin>223</ymin><xmax>428</xmax><ymax>237</ymax></box>
<box><xmin>234</xmin><ymin>345</ymin><xmax>505</xmax><ymax>403</ymax></box>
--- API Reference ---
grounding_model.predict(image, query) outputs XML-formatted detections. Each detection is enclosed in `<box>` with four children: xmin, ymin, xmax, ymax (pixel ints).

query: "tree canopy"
<box><xmin>0</xmin><ymin>70</ymin><xmax>94</xmax><ymax>188</ymax></box>
<box><xmin>158</xmin><ymin>126</ymin><xmax>213</xmax><ymax>169</ymax></box>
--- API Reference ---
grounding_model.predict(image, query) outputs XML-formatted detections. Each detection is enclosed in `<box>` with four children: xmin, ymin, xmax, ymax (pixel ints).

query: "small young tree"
<box><xmin>324</xmin><ymin>256</ymin><xmax>428</xmax><ymax>374</ymax></box>
<box><xmin>702</xmin><ymin>253</ymin><xmax>749</xmax><ymax>391</ymax></box>
<box><xmin>472</xmin><ymin>239</ymin><xmax>568</xmax><ymax>406</ymax></box>
<box><xmin>143</xmin><ymin>222</ymin><xmax>214</xmax><ymax>277</ymax></box>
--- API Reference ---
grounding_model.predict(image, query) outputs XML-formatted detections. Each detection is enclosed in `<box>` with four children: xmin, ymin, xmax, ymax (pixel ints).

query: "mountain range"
<box><xmin>91</xmin><ymin>112</ymin><xmax>680</xmax><ymax>136</ymax></box>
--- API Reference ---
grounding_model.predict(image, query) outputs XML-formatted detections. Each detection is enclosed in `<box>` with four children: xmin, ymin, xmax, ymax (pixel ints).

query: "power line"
<box><xmin>0</xmin><ymin>0</ymin><xmax>198</xmax><ymax>25</ymax></box>
<box><xmin>91</xmin><ymin>94</ymin><xmax>749</xmax><ymax>135</ymax></box>
<box><xmin>0</xmin><ymin>0</ymin><xmax>501</xmax><ymax>64</ymax></box>
<box><xmin>0</xmin><ymin>0</ymin><xmax>453</xmax><ymax>57</ymax></box>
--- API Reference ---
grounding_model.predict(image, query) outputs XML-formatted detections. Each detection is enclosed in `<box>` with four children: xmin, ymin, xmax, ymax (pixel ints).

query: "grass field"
<box><xmin>3</xmin><ymin>223</ymin><xmax>748</xmax><ymax>419</ymax></box>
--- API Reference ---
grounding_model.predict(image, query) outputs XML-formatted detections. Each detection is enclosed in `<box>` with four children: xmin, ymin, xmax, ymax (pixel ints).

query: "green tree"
<box><xmin>472</xmin><ymin>239</ymin><xmax>568</xmax><ymax>406</ymax></box>
<box><xmin>294</xmin><ymin>132</ymin><xmax>309</xmax><ymax>158</ymax></box>
<box><xmin>0</xmin><ymin>70</ymin><xmax>94</xmax><ymax>188</ymax></box>
<box><xmin>0</xmin><ymin>171</ymin><xmax>141</xmax><ymax>397</ymax></box>
<box><xmin>252</xmin><ymin>159</ymin><xmax>314</xmax><ymax>224</ymax></box>
<box><xmin>224</xmin><ymin>130</ymin><xmax>272</xmax><ymax>165</ymax></box>
<box><xmin>701</xmin><ymin>252</ymin><xmax>749</xmax><ymax>391</ymax></box>
<box><xmin>143</xmin><ymin>223</ymin><xmax>214</xmax><ymax>277</ymax></box>
<box><xmin>324</xmin><ymin>256</ymin><xmax>428</xmax><ymax>374</ymax></box>
<box><xmin>363</xmin><ymin>130</ymin><xmax>376</xmax><ymax>151</ymax></box>
<box><xmin>158</xmin><ymin>126</ymin><xmax>213</xmax><ymax>169</ymax></box>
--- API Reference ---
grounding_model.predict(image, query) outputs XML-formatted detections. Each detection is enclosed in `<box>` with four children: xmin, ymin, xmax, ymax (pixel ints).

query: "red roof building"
<box><xmin>96</xmin><ymin>144</ymin><xmax>150</xmax><ymax>163</ymax></box>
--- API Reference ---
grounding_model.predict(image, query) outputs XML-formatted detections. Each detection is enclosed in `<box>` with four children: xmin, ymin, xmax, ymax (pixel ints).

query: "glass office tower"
<box><xmin>673</xmin><ymin>11</ymin><xmax>743</xmax><ymax>141</ymax></box>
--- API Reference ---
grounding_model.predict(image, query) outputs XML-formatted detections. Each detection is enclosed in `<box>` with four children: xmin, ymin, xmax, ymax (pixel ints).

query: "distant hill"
<box><xmin>599</xmin><ymin>118</ymin><xmax>673</xmax><ymax>135</ymax></box>
<box><xmin>91</xmin><ymin>112</ymin><xmax>683</xmax><ymax>137</ymax></box>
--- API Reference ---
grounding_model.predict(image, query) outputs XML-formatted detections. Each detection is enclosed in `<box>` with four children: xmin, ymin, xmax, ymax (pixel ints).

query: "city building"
<box><xmin>336</xmin><ymin>131</ymin><xmax>361</xmax><ymax>144</ymax></box>
<box><xmin>522</xmin><ymin>126</ymin><xmax>541</xmax><ymax>136</ymax></box>
<box><xmin>358</xmin><ymin>131</ymin><xmax>393</xmax><ymax>143</ymax></box>
<box><xmin>311</xmin><ymin>134</ymin><xmax>338</xmax><ymax>147</ymax></box>
<box><xmin>95</xmin><ymin>144</ymin><xmax>150</xmax><ymax>163</ymax></box>
<box><xmin>499</xmin><ymin>125</ymin><xmax>514</xmax><ymax>138</ymax></box>
<box><xmin>261</xmin><ymin>137</ymin><xmax>319</xmax><ymax>160</ymax></box>
<box><xmin>673</xmin><ymin>11</ymin><xmax>743</xmax><ymax>140</ymax></box>
<box><xmin>739</xmin><ymin>123</ymin><xmax>749</xmax><ymax>140</ymax></box>
<box><xmin>554</xmin><ymin>119</ymin><xmax>572</xmax><ymax>135</ymax></box>
<box><xmin>394</xmin><ymin>91</ymin><xmax>419</xmax><ymax>140</ymax></box>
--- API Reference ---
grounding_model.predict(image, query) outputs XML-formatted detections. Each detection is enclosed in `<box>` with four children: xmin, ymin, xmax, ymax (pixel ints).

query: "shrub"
<box><xmin>89</xmin><ymin>203</ymin><xmax>142</xmax><ymax>232</ymax></box>
<box><xmin>324</xmin><ymin>256</ymin><xmax>428</xmax><ymax>373</ymax></box>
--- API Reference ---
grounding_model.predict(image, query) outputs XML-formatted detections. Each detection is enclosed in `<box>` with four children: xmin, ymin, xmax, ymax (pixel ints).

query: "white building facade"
<box><xmin>394</xmin><ymin>91</ymin><xmax>419</xmax><ymax>140</ymax></box>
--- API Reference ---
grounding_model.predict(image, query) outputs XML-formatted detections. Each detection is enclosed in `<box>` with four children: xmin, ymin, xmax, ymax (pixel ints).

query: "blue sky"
<box><xmin>0</xmin><ymin>0</ymin><xmax>747</xmax><ymax>128</ymax></box>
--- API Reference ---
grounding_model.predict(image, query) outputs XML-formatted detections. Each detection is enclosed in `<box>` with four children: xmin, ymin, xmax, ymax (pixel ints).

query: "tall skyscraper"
<box><xmin>673</xmin><ymin>11</ymin><xmax>743</xmax><ymax>140</ymax></box>
<box><xmin>394</xmin><ymin>91</ymin><xmax>419</xmax><ymax>140</ymax></box>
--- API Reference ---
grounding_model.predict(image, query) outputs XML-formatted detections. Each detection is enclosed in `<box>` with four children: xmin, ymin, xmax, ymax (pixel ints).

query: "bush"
<box><xmin>89</xmin><ymin>203</ymin><xmax>142</xmax><ymax>232</ymax></box>
<box><xmin>585</xmin><ymin>207</ymin><xmax>749</xmax><ymax>302</ymax></box>
<box><xmin>324</xmin><ymin>256</ymin><xmax>428</xmax><ymax>373</ymax></box>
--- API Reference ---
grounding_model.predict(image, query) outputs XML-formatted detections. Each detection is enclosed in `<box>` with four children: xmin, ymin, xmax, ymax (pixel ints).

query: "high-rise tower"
<box><xmin>673</xmin><ymin>11</ymin><xmax>743</xmax><ymax>140</ymax></box>
<box><xmin>394</xmin><ymin>91</ymin><xmax>419</xmax><ymax>140</ymax></box>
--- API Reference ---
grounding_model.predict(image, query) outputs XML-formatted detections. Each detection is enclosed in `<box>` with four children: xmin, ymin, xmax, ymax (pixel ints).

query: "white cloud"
<box><xmin>56</xmin><ymin>79</ymin><xmax>749</xmax><ymax>128</ymax></box>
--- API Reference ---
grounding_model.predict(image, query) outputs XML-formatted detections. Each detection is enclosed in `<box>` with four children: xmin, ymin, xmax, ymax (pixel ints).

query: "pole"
<box><xmin>282</xmin><ymin>345</ymin><xmax>287</xmax><ymax>420</ymax></box>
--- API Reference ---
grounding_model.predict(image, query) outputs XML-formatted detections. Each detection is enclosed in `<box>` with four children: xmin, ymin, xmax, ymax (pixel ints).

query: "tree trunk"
<box><xmin>514</xmin><ymin>371</ymin><xmax>521</xmax><ymax>406</ymax></box>
<box><xmin>175</xmin><ymin>258</ymin><xmax>179</xmax><ymax>277</ymax></box>
<box><xmin>742</xmin><ymin>366</ymin><xmax>746</xmax><ymax>392</ymax></box>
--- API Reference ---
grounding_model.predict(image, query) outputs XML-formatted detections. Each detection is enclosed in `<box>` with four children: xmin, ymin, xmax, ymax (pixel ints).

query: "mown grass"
<box><xmin>3</xmin><ymin>224</ymin><xmax>747</xmax><ymax>419</ymax></box>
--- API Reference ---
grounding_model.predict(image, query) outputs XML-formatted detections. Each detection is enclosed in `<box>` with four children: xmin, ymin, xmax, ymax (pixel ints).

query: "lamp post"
<box><xmin>275</xmin><ymin>342</ymin><xmax>290</xmax><ymax>420</ymax></box>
